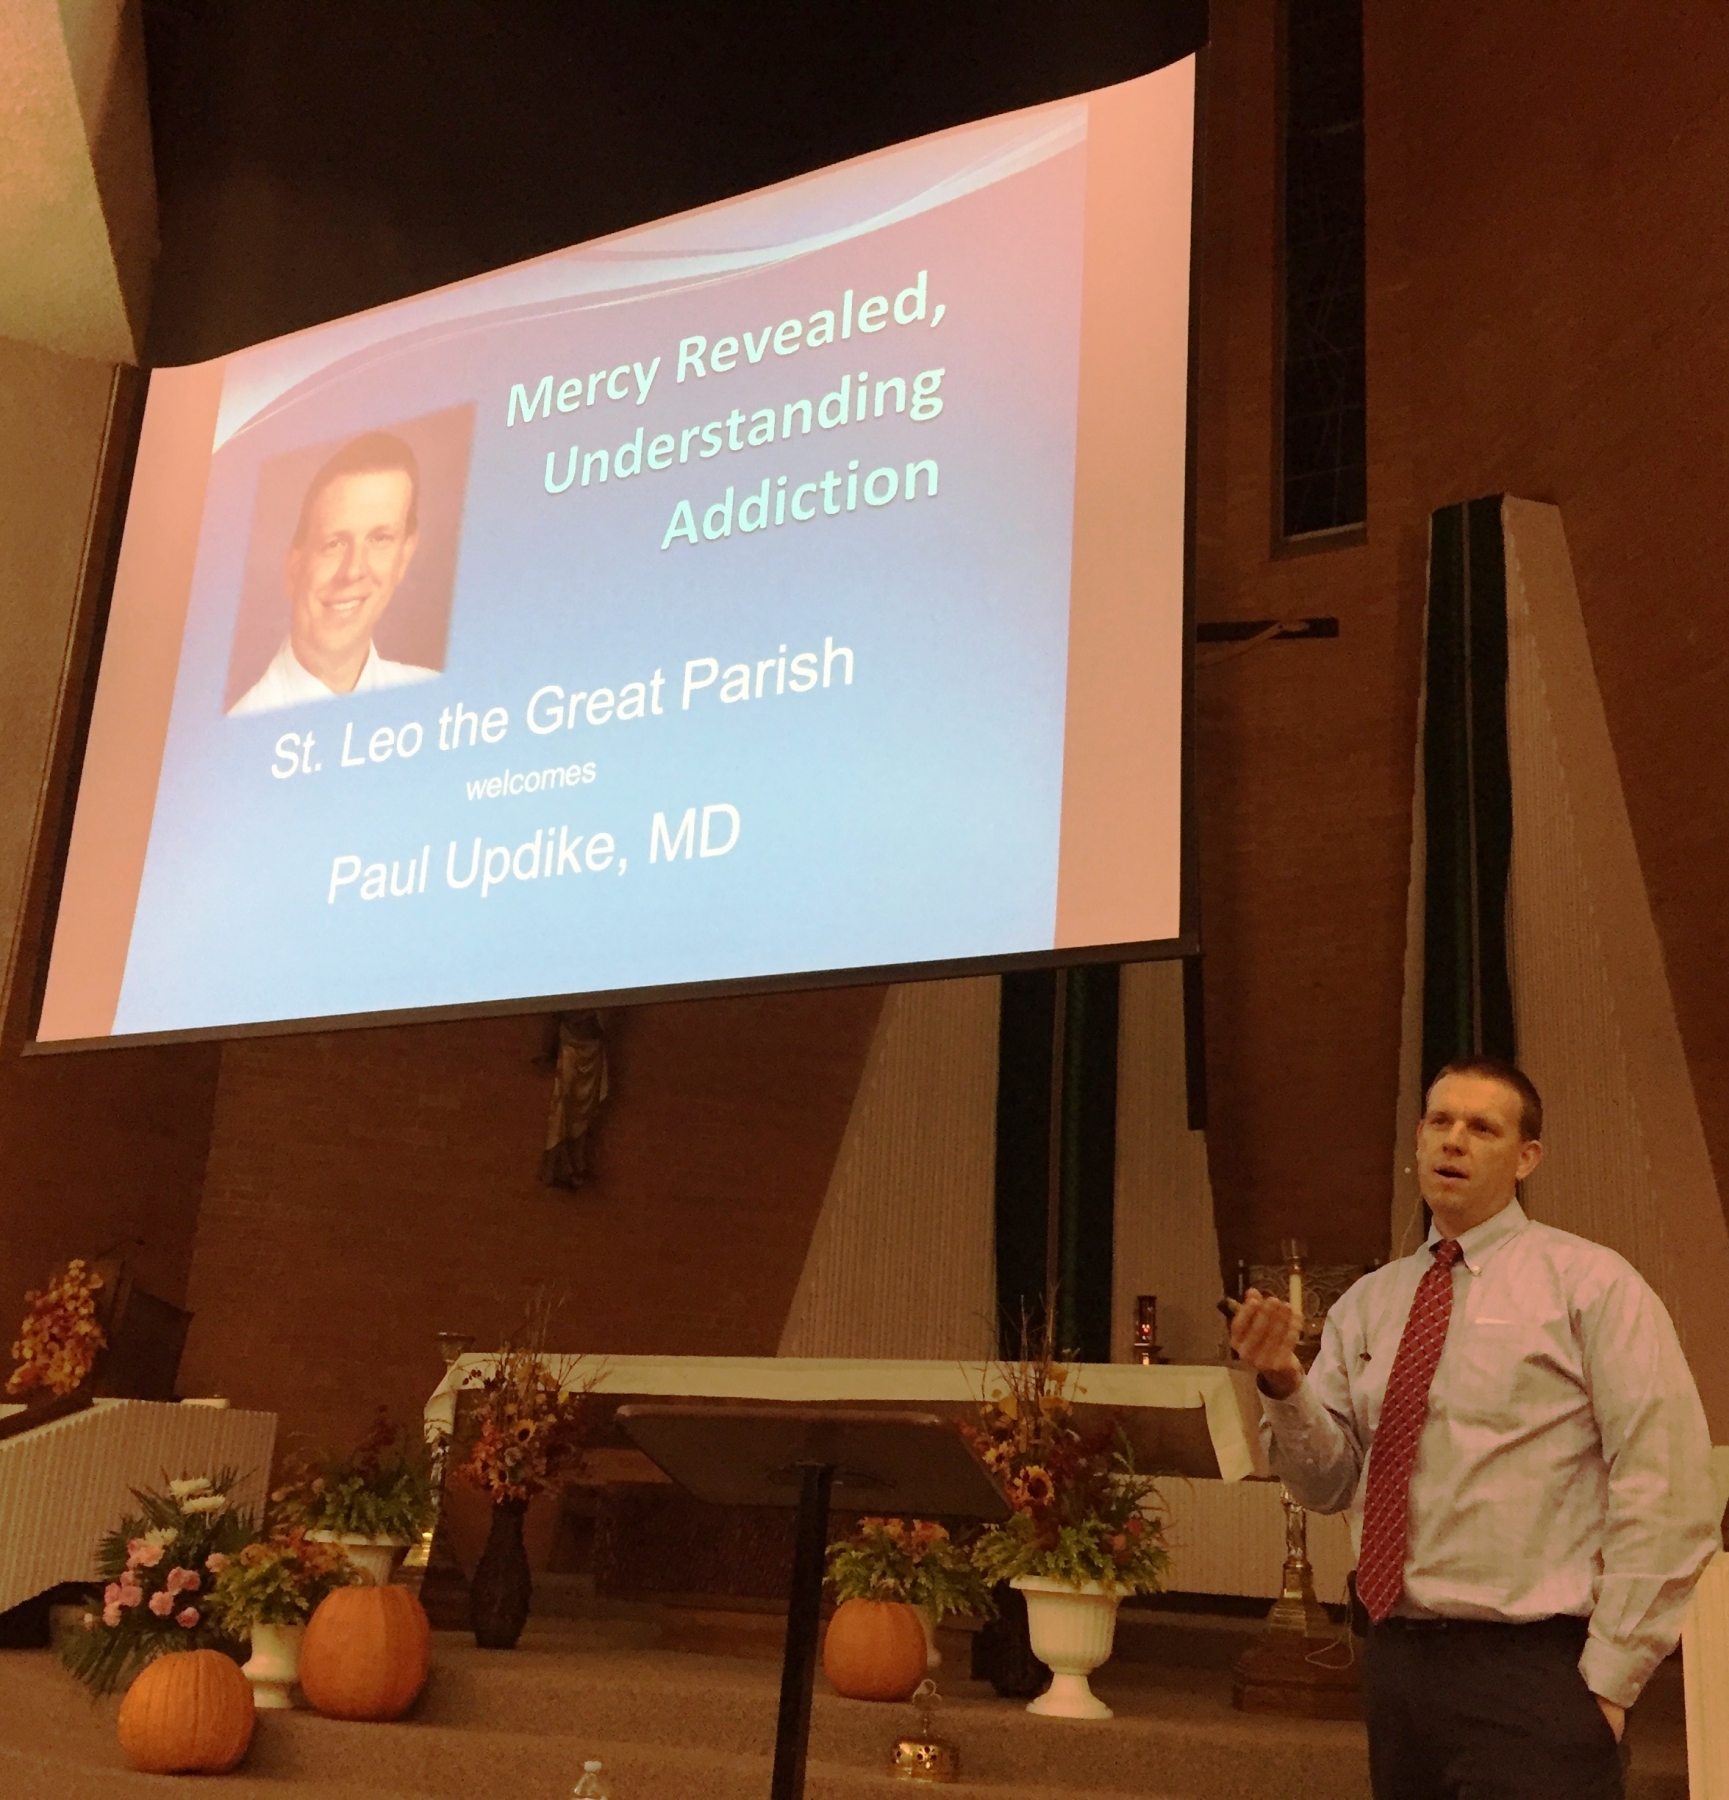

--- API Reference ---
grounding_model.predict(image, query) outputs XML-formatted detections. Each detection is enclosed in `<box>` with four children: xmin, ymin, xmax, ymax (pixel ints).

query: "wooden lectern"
<box><xmin>618</xmin><ymin>1403</ymin><xmax>1010</xmax><ymax>1800</ymax></box>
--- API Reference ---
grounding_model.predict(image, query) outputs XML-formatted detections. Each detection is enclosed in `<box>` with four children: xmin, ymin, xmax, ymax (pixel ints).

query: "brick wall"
<box><xmin>1380</xmin><ymin>0</ymin><xmax>1729</xmax><ymax>1211</ymax></box>
<box><xmin>1189</xmin><ymin>0</ymin><xmax>1425</xmax><ymax>1268</ymax></box>
<box><xmin>0</xmin><ymin>1045</ymin><xmax>221</xmax><ymax>1323</ymax></box>
<box><xmin>1190</xmin><ymin>0</ymin><xmax>1729</xmax><ymax>1267</ymax></box>
<box><xmin>176</xmin><ymin>989</ymin><xmax>884</xmax><ymax>1453</ymax></box>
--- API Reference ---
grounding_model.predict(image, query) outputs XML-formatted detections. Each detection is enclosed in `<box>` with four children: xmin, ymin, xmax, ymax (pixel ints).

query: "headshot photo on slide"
<box><xmin>224</xmin><ymin>402</ymin><xmax>475</xmax><ymax>716</ymax></box>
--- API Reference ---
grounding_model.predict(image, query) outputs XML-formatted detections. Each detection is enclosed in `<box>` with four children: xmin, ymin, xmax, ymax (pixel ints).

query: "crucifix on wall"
<box><xmin>540</xmin><ymin>1011</ymin><xmax>609</xmax><ymax>1189</ymax></box>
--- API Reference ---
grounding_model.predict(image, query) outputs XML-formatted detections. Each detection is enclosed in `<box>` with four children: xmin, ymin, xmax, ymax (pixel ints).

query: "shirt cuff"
<box><xmin>1258</xmin><ymin>1373</ymin><xmax>1330</xmax><ymax>1435</ymax></box>
<box><xmin>1578</xmin><ymin>1633</ymin><xmax>1653</xmax><ymax>1711</ymax></box>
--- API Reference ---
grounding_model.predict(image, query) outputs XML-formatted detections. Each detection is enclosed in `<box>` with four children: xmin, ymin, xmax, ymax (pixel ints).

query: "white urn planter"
<box><xmin>307</xmin><ymin>1531</ymin><xmax>410</xmax><ymax>1587</ymax></box>
<box><xmin>242</xmin><ymin>1621</ymin><xmax>306</xmax><ymax>1709</ymax></box>
<box><xmin>1011</xmin><ymin>1577</ymin><xmax>1120</xmax><ymax>1720</ymax></box>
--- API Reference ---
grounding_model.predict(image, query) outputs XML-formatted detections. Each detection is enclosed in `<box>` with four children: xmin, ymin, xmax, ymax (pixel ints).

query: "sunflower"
<box><xmin>1018</xmin><ymin>1467</ymin><xmax>1055</xmax><ymax>1508</ymax></box>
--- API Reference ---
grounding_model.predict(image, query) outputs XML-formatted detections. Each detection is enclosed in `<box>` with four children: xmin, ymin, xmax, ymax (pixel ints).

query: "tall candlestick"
<box><xmin>1288</xmin><ymin>1268</ymin><xmax>1303</xmax><ymax>1325</ymax></box>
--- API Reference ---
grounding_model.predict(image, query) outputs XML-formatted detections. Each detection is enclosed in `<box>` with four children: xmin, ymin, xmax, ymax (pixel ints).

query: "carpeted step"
<box><xmin>0</xmin><ymin>1633</ymin><xmax>1685</xmax><ymax>1800</ymax></box>
<box><xmin>251</xmin><ymin>1715</ymin><xmax>1205</xmax><ymax>1800</ymax></box>
<box><xmin>416</xmin><ymin>1637</ymin><xmax>1374</xmax><ymax>1797</ymax></box>
<box><xmin>0</xmin><ymin>1740</ymin><xmax>430</xmax><ymax>1800</ymax></box>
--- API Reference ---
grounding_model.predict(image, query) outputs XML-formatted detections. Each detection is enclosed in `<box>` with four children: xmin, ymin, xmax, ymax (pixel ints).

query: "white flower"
<box><xmin>180</xmin><ymin>1495</ymin><xmax>228</xmax><ymax>1515</ymax></box>
<box><xmin>168</xmin><ymin>1478</ymin><xmax>213</xmax><ymax>1499</ymax></box>
<box><xmin>143</xmin><ymin>1527</ymin><xmax>179</xmax><ymax>1547</ymax></box>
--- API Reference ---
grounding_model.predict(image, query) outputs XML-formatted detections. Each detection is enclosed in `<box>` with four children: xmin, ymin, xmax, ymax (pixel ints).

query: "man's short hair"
<box><xmin>1427</xmin><ymin>1056</ymin><xmax>1543</xmax><ymax>1142</ymax></box>
<box><xmin>293</xmin><ymin>432</ymin><xmax>420</xmax><ymax>546</ymax></box>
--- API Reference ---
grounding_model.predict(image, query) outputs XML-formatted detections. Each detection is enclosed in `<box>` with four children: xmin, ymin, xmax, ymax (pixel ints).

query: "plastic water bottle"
<box><xmin>571</xmin><ymin>1760</ymin><xmax>610</xmax><ymax>1798</ymax></box>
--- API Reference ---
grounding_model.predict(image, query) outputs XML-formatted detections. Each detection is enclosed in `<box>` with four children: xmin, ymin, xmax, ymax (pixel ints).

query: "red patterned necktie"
<box><xmin>1357</xmin><ymin>1236</ymin><xmax>1465</xmax><ymax>1623</ymax></box>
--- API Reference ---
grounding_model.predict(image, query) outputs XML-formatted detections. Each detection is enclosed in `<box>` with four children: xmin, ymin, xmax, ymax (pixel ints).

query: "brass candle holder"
<box><xmin>1266</xmin><ymin>1241</ymin><xmax>1326</xmax><ymax>1635</ymax></box>
<box><xmin>891</xmin><ymin>1680</ymin><xmax>959</xmax><ymax>1783</ymax></box>
<box><xmin>1264</xmin><ymin>1486</ymin><xmax>1331</xmax><ymax>1639</ymax></box>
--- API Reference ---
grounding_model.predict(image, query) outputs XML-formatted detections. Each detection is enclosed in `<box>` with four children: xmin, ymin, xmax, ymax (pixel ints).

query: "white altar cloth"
<box><xmin>424</xmin><ymin>1355</ymin><xmax>1269</xmax><ymax>1482</ymax></box>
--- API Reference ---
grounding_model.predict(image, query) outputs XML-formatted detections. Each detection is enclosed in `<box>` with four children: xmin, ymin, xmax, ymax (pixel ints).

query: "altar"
<box><xmin>423</xmin><ymin>1355</ymin><xmax>1356</xmax><ymax>1606</ymax></box>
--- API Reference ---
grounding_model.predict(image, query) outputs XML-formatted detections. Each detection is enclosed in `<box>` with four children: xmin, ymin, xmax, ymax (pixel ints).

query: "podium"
<box><xmin>619</xmin><ymin>1403</ymin><xmax>1010</xmax><ymax>1800</ymax></box>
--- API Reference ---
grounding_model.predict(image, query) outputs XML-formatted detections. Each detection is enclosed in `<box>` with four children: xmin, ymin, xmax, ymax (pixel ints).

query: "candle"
<box><xmin>1288</xmin><ymin>1269</ymin><xmax>1304</xmax><ymax>1327</ymax></box>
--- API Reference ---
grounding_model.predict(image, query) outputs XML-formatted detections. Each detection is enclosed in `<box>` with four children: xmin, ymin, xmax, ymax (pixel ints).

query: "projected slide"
<box><xmin>38</xmin><ymin>60</ymin><xmax>1194</xmax><ymax>1045</ymax></box>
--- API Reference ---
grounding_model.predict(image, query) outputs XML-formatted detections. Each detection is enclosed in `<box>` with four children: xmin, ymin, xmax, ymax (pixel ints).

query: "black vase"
<box><xmin>469</xmin><ymin>1498</ymin><xmax>532</xmax><ymax>1648</ymax></box>
<box><xmin>971</xmin><ymin>1581</ymin><xmax>1049</xmax><ymax>1697</ymax></box>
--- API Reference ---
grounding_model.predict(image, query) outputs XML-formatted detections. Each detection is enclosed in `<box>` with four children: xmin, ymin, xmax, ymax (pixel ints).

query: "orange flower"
<box><xmin>7</xmin><ymin>1260</ymin><xmax>105</xmax><ymax>1397</ymax></box>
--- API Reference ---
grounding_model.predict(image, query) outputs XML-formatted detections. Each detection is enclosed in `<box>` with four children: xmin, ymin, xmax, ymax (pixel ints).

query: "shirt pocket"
<box><xmin>1446</xmin><ymin>1316</ymin><xmax>1572</xmax><ymax>1434</ymax></box>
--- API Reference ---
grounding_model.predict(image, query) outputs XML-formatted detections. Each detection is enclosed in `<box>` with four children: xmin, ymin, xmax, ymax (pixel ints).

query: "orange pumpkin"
<box><xmin>117</xmin><ymin>1648</ymin><xmax>254</xmax><ymax>1774</ymax></box>
<box><xmin>300</xmin><ymin>1583</ymin><xmax>431</xmax><ymax>1721</ymax></box>
<box><xmin>822</xmin><ymin>1598</ymin><xmax>928</xmax><ymax>1702</ymax></box>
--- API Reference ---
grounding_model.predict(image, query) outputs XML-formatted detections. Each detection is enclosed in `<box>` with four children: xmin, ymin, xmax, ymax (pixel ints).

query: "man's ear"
<box><xmin>1516</xmin><ymin>1138</ymin><xmax>1543</xmax><ymax>1181</ymax></box>
<box><xmin>396</xmin><ymin>530</ymin><xmax>419</xmax><ymax>580</ymax></box>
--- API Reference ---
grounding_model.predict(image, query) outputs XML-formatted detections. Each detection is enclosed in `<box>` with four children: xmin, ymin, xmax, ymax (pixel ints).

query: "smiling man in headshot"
<box><xmin>1232</xmin><ymin>1057</ymin><xmax>1720</xmax><ymax>1800</ymax></box>
<box><xmin>229</xmin><ymin>431</ymin><xmax>438</xmax><ymax>715</ymax></box>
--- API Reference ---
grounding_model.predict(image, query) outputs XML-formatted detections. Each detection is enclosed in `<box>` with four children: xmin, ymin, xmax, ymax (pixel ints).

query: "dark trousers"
<box><xmin>1363</xmin><ymin>1616</ymin><xmax>1625</xmax><ymax>1800</ymax></box>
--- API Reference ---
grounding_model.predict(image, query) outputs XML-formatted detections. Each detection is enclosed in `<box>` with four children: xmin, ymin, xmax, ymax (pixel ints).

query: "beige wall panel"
<box><xmin>1501</xmin><ymin>498</ymin><xmax>1729</xmax><ymax>1438</ymax></box>
<box><xmin>779</xmin><ymin>978</ymin><xmax>999</xmax><ymax>1361</ymax></box>
<box><xmin>1112</xmin><ymin>959</ymin><xmax>1223</xmax><ymax>1366</ymax></box>
<box><xmin>0</xmin><ymin>0</ymin><xmax>149</xmax><ymax>362</ymax></box>
<box><xmin>1162</xmin><ymin>1477</ymin><xmax>1353</xmax><ymax>1604</ymax></box>
<box><xmin>58</xmin><ymin>0</ymin><xmax>158</xmax><ymax>350</ymax></box>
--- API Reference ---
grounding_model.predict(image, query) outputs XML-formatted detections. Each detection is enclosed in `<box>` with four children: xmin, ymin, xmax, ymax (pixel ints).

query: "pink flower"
<box><xmin>148</xmin><ymin>1590</ymin><xmax>175</xmax><ymax>1617</ymax></box>
<box><xmin>103</xmin><ymin>1582</ymin><xmax>122</xmax><ymax>1606</ymax></box>
<box><xmin>127</xmin><ymin>1540</ymin><xmax>165</xmax><ymax>1569</ymax></box>
<box><xmin>165</xmin><ymin>1567</ymin><xmax>200</xmax><ymax>1595</ymax></box>
<box><xmin>175</xmin><ymin>1607</ymin><xmax>199</xmax><ymax>1629</ymax></box>
<box><xmin>116</xmin><ymin>1580</ymin><xmax>144</xmax><ymax>1609</ymax></box>
<box><xmin>204</xmin><ymin>1553</ymin><xmax>229</xmax><ymax>1573</ymax></box>
<box><xmin>102</xmin><ymin>1604</ymin><xmax>121</xmax><ymax>1628</ymax></box>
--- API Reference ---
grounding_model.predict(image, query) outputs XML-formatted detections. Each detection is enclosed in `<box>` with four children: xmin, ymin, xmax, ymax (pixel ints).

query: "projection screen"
<box><xmin>35</xmin><ymin>59</ymin><xmax>1196</xmax><ymax>1047</ymax></box>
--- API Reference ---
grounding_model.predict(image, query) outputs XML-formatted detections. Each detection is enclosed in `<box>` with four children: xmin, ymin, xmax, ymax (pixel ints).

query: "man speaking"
<box><xmin>229</xmin><ymin>432</ymin><xmax>437</xmax><ymax>715</ymax></box>
<box><xmin>1232</xmin><ymin>1057</ymin><xmax>1719</xmax><ymax>1799</ymax></box>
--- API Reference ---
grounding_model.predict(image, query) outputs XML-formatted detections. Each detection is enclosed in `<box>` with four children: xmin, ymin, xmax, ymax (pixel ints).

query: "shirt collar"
<box><xmin>279</xmin><ymin>636</ymin><xmax>380</xmax><ymax>695</ymax></box>
<box><xmin>1425</xmin><ymin>1197</ymin><xmax>1528</xmax><ymax>1275</ymax></box>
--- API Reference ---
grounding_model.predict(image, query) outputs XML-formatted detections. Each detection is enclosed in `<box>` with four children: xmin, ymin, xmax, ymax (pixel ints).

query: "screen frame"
<box><xmin>10</xmin><ymin>364</ymin><xmax>150</xmax><ymax>1053</ymax></box>
<box><xmin>23</xmin><ymin>57</ymin><xmax>1208</xmax><ymax>1057</ymax></box>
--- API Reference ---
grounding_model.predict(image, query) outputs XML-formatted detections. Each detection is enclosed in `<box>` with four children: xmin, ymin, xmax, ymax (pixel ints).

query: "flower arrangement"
<box><xmin>450</xmin><ymin>1296</ymin><xmax>601</xmax><ymax>1504</ymax></box>
<box><xmin>826</xmin><ymin>1517</ymin><xmax>994</xmax><ymax>1620</ymax></box>
<box><xmin>7</xmin><ymin>1258</ymin><xmax>105</xmax><ymax>1398</ymax></box>
<box><xmin>270</xmin><ymin>1410</ymin><xmax>436</xmax><ymax>1542</ymax></box>
<box><xmin>62</xmin><ymin>1474</ymin><xmax>256</xmax><ymax>1695</ymax></box>
<box><xmin>206</xmin><ymin>1528</ymin><xmax>359</xmax><ymax>1633</ymax></box>
<box><xmin>964</xmin><ymin>1339</ymin><xmax>1168</xmax><ymax>1595</ymax></box>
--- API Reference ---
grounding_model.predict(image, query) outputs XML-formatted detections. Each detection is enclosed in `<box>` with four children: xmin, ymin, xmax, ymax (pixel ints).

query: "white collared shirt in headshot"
<box><xmin>229</xmin><ymin>636</ymin><xmax>436</xmax><ymax>716</ymax></box>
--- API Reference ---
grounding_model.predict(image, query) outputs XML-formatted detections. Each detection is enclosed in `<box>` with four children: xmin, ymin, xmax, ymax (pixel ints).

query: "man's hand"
<box><xmin>1230</xmin><ymin>1289</ymin><xmax>1305</xmax><ymax>1399</ymax></box>
<box><xmin>1595</xmin><ymin>1695</ymin><xmax>1625</xmax><ymax>1742</ymax></box>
